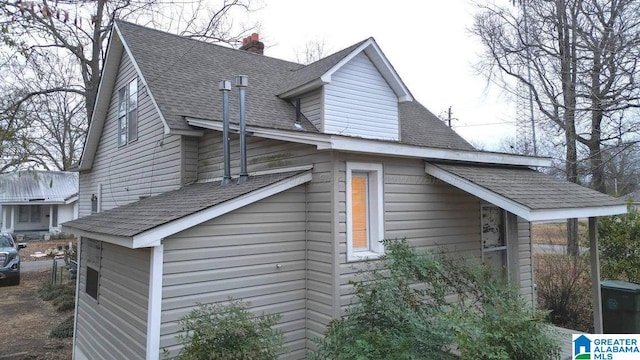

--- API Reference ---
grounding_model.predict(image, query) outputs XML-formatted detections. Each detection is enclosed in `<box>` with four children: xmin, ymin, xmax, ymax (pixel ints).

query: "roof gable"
<box><xmin>278</xmin><ymin>38</ymin><xmax>413</xmax><ymax>102</ymax></box>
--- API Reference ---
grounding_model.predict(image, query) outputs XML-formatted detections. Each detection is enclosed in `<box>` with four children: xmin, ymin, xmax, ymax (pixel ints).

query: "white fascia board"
<box><xmin>187</xmin><ymin>117</ymin><xmax>549</xmax><ymax>167</ymax></box>
<box><xmin>146</xmin><ymin>244</ymin><xmax>163</xmax><ymax>360</ymax></box>
<box><xmin>362</xmin><ymin>42</ymin><xmax>413</xmax><ymax>102</ymax></box>
<box><xmin>334</xmin><ymin>137</ymin><xmax>551</xmax><ymax>167</ymax></box>
<box><xmin>131</xmin><ymin>171</ymin><xmax>313</xmax><ymax>248</ymax></box>
<box><xmin>61</xmin><ymin>225</ymin><xmax>134</xmax><ymax>248</ymax></box>
<box><xmin>78</xmin><ymin>30</ymin><xmax>124</xmax><ymax>171</ymax></box>
<box><xmin>425</xmin><ymin>163</ymin><xmax>629</xmax><ymax>222</ymax></box>
<box><xmin>116</xmin><ymin>23</ymin><xmax>172</xmax><ymax>136</ymax></box>
<box><xmin>425</xmin><ymin>163</ymin><xmax>532</xmax><ymax>220</ymax></box>
<box><xmin>528</xmin><ymin>205</ymin><xmax>628</xmax><ymax>222</ymax></box>
<box><xmin>278</xmin><ymin>78</ymin><xmax>327</xmax><ymax>99</ymax></box>
<box><xmin>185</xmin><ymin>118</ymin><xmax>331</xmax><ymax>147</ymax></box>
<box><xmin>320</xmin><ymin>39</ymin><xmax>373</xmax><ymax>83</ymax></box>
<box><xmin>65</xmin><ymin>195</ymin><xmax>79</xmax><ymax>204</ymax></box>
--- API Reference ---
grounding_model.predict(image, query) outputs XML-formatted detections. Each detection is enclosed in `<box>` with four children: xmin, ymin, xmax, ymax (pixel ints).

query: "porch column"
<box><xmin>10</xmin><ymin>206</ymin><xmax>15</xmax><ymax>233</ymax></box>
<box><xmin>49</xmin><ymin>205</ymin><xmax>54</xmax><ymax>232</ymax></box>
<box><xmin>589</xmin><ymin>217</ymin><xmax>603</xmax><ymax>333</ymax></box>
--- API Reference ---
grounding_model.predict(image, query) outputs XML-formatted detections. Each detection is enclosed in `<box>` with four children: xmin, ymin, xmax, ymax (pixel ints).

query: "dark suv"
<box><xmin>0</xmin><ymin>233</ymin><xmax>27</xmax><ymax>286</ymax></box>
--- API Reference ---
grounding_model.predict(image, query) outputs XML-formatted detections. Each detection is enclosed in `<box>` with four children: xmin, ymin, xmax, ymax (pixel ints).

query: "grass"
<box><xmin>531</xmin><ymin>221</ymin><xmax>589</xmax><ymax>246</ymax></box>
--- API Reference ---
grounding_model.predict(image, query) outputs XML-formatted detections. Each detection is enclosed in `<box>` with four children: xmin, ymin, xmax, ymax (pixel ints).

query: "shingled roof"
<box><xmin>114</xmin><ymin>21</ymin><xmax>474</xmax><ymax>151</ymax></box>
<box><xmin>425</xmin><ymin>163</ymin><xmax>626</xmax><ymax>221</ymax></box>
<box><xmin>62</xmin><ymin>170</ymin><xmax>311</xmax><ymax>245</ymax></box>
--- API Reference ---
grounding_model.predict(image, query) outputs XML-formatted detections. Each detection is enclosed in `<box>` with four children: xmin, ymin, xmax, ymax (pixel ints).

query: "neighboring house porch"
<box><xmin>0</xmin><ymin>171</ymin><xmax>79</xmax><ymax>234</ymax></box>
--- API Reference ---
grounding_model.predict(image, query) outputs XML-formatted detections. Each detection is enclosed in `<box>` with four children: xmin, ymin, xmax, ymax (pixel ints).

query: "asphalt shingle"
<box><xmin>433</xmin><ymin>163</ymin><xmax>624</xmax><ymax>210</ymax></box>
<box><xmin>63</xmin><ymin>171</ymin><xmax>308</xmax><ymax>237</ymax></box>
<box><xmin>116</xmin><ymin>21</ymin><xmax>474</xmax><ymax>151</ymax></box>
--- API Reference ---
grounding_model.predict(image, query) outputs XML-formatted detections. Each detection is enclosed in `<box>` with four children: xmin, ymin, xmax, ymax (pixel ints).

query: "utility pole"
<box><xmin>446</xmin><ymin>106</ymin><xmax>457</xmax><ymax>128</ymax></box>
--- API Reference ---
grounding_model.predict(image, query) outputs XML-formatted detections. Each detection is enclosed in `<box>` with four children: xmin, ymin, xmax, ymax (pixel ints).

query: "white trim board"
<box><xmin>186</xmin><ymin>118</ymin><xmax>550</xmax><ymax>167</ymax></box>
<box><xmin>132</xmin><ymin>171</ymin><xmax>313</xmax><ymax>248</ymax></box>
<box><xmin>424</xmin><ymin>163</ymin><xmax>627</xmax><ymax>221</ymax></box>
<box><xmin>146</xmin><ymin>245</ymin><xmax>163</xmax><ymax>360</ymax></box>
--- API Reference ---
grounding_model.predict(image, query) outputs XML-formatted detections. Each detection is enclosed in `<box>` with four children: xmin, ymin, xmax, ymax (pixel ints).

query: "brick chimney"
<box><xmin>239</xmin><ymin>33</ymin><xmax>264</xmax><ymax>55</ymax></box>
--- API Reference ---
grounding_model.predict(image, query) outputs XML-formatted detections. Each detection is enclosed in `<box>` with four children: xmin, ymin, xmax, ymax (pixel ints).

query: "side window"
<box><xmin>85</xmin><ymin>239</ymin><xmax>102</xmax><ymax>301</ymax></box>
<box><xmin>346</xmin><ymin>162</ymin><xmax>384</xmax><ymax>261</ymax></box>
<box><xmin>117</xmin><ymin>78</ymin><xmax>138</xmax><ymax>146</ymax></box>
<box><xmin>481</xmin><ymin>204</ymin><xmax>507</xmax><ymax>275</ymax></box>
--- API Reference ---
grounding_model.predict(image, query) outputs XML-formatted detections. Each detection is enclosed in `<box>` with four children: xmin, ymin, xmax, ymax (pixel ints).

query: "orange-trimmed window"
<box><xmin>346</xmin><ymin>162</ymin><xmax>384</xmax><ymax>261</ymax></box>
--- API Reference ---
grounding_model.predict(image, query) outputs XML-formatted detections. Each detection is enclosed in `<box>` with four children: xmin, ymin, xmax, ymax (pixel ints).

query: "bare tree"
<box><xmin>294</xmin><ymin>38</ymin><xmax>329</xmax><ymax>65</ymax></box>
<box><xmin>0</xmin><ymin>0</ymin><xmax>258</xmax><ymax>172</ymax></box>
<box><xmin>472</xmin><ymin>0</ymin><xmax>640</xmax><ymax>255</ymax></box>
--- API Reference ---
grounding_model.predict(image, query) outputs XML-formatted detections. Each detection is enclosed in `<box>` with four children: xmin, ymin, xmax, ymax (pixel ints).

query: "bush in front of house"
<box><xmin>598</xmin><ymin>204</ymin><xmax>640</xmax><ymax>283</ymax></box>
<box><xmin>173</xmin><ymin>300</ymin><xmax>284</xmax><ymax>360</ymax></box>
<box><xmin>535</xmin><ymin>253</ymin><xmax>593</xmax><ymax>332</ymax></box>
<box><xmin>312</xmin><ymin>238</ymin><xmax>560</xmax><ymax>360</ymax></box>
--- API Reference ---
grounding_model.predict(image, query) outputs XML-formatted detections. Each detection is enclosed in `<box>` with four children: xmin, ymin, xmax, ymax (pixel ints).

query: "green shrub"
<box><xmin>312</xmin><ymin>238</ymin><xmax>560</xmax><ymax>360</ymax></box>
<box><xmin>448</xmin><ymin>261</ymin><xmax>560</xmax><ymax>360</ymax></box>
<box><xmin>599</xmin><ymin>204</ymin><xmax>640</xmax><ymax>282</ymax></box>
<box><xmin>173</xmin><ymin>300</ymin><xmax>284</xmax><ymax>360</ymax></box>
<box><xmin>50</xmin><ymin>315</ymin><xmax>74</xmax><ymax>338</ymax></box>
<box><xmin>38</xmin><ymin>281</ymin><xmax>74</xmax><ymax>301</ymax></box>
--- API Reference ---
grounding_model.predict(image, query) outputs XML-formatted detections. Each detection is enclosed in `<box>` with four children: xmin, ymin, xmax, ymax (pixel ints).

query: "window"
<box><xmin>346</xmin><ymin>162</ymin><xmax>384</xmax><ymax>261</ymax></box>
<box><xmin>481</xmin><ymin>204</ymin><xmax>507</xmax><ymax>275</ymax></box>
<box><xmin>18</xmin><ymin>205</ymin><xmax>41</xmax><ymax>223</ymax></box>
<box><xmin>118</xmin><ymin>78</ymin><xmax>138</xmax><ymax>146</ymax></box>
<box><xmin>86</xmin><ymin>266</ymin><xmax>99</xmax><ymax>300</ymax></box>
<box><xmin>85</xmin><ymin>239</ymin><xmax>102</xmax><ymax>301</ymax></box>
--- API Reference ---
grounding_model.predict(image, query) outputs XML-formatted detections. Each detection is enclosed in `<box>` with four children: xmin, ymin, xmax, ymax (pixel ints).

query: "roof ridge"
<box><xmin>114</xmin><ymin>19</ymin><xmax>304</xmax><ymax>67</ymax></box>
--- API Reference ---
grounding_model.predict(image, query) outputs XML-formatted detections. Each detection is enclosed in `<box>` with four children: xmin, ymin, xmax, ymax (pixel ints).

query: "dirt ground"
<box><xmin>0</xmin><ymin>268</ymin><xmax>73</xmax><ymax>360</ymax></box>
<box><xmin>20</xmin><ymin>237</ymin><xmax>77</xmax><ymax>262</ymax></box>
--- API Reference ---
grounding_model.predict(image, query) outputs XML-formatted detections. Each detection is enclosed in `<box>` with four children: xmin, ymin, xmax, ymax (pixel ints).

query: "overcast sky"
<box><xmin>245</xmin><ymin>0</ymin><xmax>515</xmax><ymax>149</ymax></box>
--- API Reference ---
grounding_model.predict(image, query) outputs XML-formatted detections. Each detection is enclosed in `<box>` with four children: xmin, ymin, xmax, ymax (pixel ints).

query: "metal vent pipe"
<box><xmin>219</xmin><ymin>80</ymin><xmax>232</xmax><ymax>185</ymax></box>
<box><xmin>236</xmin><ymin>75</ymin><xmax>249</xmax><ymax>184</ymax></box>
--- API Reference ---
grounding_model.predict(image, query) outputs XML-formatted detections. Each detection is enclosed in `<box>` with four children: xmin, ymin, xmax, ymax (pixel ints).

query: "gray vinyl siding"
<box><xmin>324</xmin><ymin>52</ymin><xmax>399</xmax><ymax>140</ymax></box>
<box><xmin>197</xmin><ymin>131</ymin><xmax>336</xmax><ymax>346</ymax></box>
<box><xmin>517</xmin><ymin>217</ymin><xmax>534</xmax><ymax>304</ymax></box>
<box><xmin>298</xmin><ymin>89</ymin><xmax>323</xmax><ymax>131</ymax></box>
<box><xmin>75</xmin><ymin>238</ymin><xmax>150</xmax><ymax>360</ymax></box>
<box><xmin>181</xmin><ymin>136</ymin><xmax>199</xmax><ymax>186</ymax></box>
<box><xmin>78</xmin><ymin>51</ymin><xmax>182</xmax><ymax>217</ymax></box>
<box><xmin>335</xmin><ymin>155</ymin><xmax>482</xmax><ymax>309</ymax></box>
<box><xmin>197</xmin><ymin>131</ymin><xmax>322</xmax><ymax>181</ymax></box>
<box><xmin>160</xmin><ymin>187</ymin><xmax>309</xmax><ymax>359</ymax></box>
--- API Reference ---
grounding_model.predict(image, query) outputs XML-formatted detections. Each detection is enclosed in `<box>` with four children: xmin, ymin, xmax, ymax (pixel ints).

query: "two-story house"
<box><xmin>63</xmin><ymin>21</ymin><xmax>626</xmax><ymax>360</ymax></box>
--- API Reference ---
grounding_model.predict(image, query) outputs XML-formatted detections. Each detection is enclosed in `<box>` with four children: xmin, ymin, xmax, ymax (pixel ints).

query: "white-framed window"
<box><xmin>481</xmin><ymin>204</ymin><xmax>507</xmax><ymax>276</ymax></box>
<box><xmin>118</xmin><ymin>78</ymin><xmax>138</xmax><ymax>146</ymax></box>
<box><xmin>346</xmin><ymin>162</ymin><xmax>384</xmax><ymax>261</ymax></box>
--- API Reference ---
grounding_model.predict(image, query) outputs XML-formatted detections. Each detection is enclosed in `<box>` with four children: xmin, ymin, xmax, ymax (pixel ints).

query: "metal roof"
<box><xmin>0</xmin><ymin>171</ymin><xmax>78</xmax><ymax>204</ymax></box>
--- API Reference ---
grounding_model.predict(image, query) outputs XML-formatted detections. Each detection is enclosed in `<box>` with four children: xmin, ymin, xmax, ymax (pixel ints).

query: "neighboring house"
<box><xmin>62</xmin><ymin>21</ymin><xmax>627</xmax><ymax>360</ymax></box>
<box><xmin>1</xmin><ymin>171</ymin><xmax>78</xmax><ymax>234</ymax></box>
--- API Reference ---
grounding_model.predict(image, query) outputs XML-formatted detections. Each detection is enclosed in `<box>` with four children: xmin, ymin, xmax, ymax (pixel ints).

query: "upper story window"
<box><xmin>118</xmin><ymin>78</ymin><xmax>138</xmax><ymax>146</ymax></box>
<box><xmin>346</xmin><ymin>162</ymin><xmax>385</xmax><ymax>261</ymax></box>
